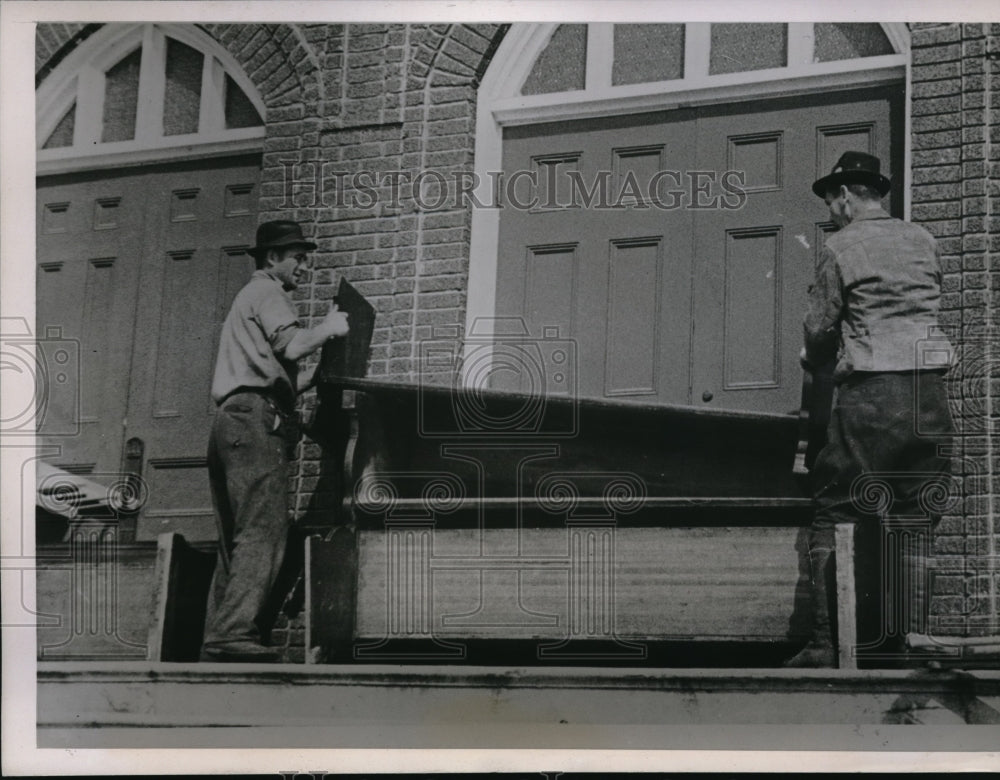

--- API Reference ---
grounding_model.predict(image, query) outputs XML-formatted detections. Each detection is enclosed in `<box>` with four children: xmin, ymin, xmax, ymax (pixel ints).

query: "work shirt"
<box><xmin>211</xmin><ymin>269</ymin><xmax>300</xmax><ymax>411</ymax></box>
<box><xmin>804</xmin><ymin>207</ymin><xmax>953</xmax><ymax>383</ymax></box>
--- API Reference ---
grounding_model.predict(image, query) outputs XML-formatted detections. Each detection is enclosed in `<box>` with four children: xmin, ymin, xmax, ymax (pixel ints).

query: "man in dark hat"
<box><xmin>787</xmin><ymin>152</ymin><xmax>954</xmax><ymax>668</ymax></box>
<box><xmin>201</xmin><ymin>220</ymin><xmax>349</xmax><ymax>662</ymax></box>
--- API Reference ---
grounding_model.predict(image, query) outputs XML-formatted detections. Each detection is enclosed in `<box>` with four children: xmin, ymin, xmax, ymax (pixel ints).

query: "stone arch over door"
<box><xmin>37</xmin><ymin>22</ymin><xmax>321</xmax><ymax>109</ymax></box>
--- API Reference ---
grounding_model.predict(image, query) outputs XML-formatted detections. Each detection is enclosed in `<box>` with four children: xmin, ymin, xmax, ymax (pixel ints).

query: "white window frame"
<box><xmin>36</xmin><ymin>23</ymin><xmax>266</xmax><ymax>175</ymax></box>
<box><xmin>462</xmin><ymin>22</ymin><xmax>911</xmax><ymax>384</ymax></box>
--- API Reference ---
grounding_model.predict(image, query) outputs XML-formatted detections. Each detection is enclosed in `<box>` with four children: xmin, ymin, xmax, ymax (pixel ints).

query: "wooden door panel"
<box><xmin>523</xmin><ymin>244</ymin><xmax>577</xmax><ymax>341</ymax></box>
<box><xmin>691</xmin><ymin>87</ymin><xmax>901</xmax><ymax>414</ymax></box>
<box><xmin>126</xmin><ymin>156</ymin><xmax>260</xmax><ymax>541</ymax></box>
<box><xmin>605</xmin><ymin>239</ymin><xmax>661</xmax><ymax>397</ymax></box>
<box><xmin>36</xmin><ymin>170</ymin><xmax>148</xmax><ymax>474</ymax></box>
<box><xmin>499</xmin><ymin>111</ymin><xmax>695</xmax><ymax>403</ymax></box>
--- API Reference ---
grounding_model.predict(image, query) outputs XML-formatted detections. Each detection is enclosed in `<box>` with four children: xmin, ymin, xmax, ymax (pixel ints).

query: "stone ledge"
<box><xmin>36</xmin><ymin>661</ymin><xmax>1000</xmax><ymax>747</ymax></box>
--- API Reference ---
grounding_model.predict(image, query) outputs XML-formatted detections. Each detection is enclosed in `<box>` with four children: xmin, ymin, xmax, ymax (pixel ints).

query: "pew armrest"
<box><xmin>147</xmin><ymin>533</ymin><xmax>215</xmax><ymax>662</ymax></box>
<box><xmin>835</xmin><ymin>522</ymin><xmax>858</xmax><ymax>670</ymax></box>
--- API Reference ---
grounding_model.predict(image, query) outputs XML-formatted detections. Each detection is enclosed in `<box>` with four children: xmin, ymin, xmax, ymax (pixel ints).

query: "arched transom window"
<box><xmin>482</xmin><ymin>22</ymin><xmax>907</xmax><ymax>125</ymax></box>
<box><xmin>37</xmin><ymin>23</ymin><xmax>265</xmax><ymax>172</ymax></box>
<box><xmin>522</xmin><ymin>22</ymin><xmax>899</xmax><ymax>94</ymax></box>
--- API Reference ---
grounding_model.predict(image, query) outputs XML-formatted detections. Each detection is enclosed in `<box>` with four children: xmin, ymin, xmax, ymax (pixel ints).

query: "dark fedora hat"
<box><xmin>811</xmin><ymin>151</ymin><xmax>891</xmax><ymax>198</ymax></box>
<box><xmin>247</xmin><ymin>220</ymin><xmax>318</xmax><ymax>258</ymax></box>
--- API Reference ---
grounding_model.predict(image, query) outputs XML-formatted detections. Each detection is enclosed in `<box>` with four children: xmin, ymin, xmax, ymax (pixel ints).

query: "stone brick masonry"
<box><xmin>909</xmin><ymin>22</ymin><xmax>998</xmax><ymax>636</ymax></box>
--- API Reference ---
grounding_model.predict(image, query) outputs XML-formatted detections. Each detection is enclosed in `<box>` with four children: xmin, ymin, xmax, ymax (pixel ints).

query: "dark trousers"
<box><xmin>202</xmin><ymin>392</ymin><xmax>291</xmax><ymax>649</ymax></box>
<box><xmin>809</xmin><ymin>371</ymin><xmax>954</xmax><ymax>653</ymax></box>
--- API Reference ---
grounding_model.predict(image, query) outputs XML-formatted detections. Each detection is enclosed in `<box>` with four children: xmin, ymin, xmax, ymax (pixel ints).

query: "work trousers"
<box><xmin>809</xmin><ymin>370</ymin><xmax>954</xmax><ymax>653</ymax></box>
<box><xmin>202</xmin><ymin>391</ymin><xmax>292</xmax><ymax>650</ymax></box>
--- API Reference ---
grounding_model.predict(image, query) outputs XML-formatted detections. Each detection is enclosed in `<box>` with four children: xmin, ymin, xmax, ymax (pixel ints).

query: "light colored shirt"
<box><xmin>211</xmin><ymin>270</ymin><xmax>300</xmax><ymax>409</ymax></box>
<box><xmin>804</xmin><ymin>208</ymin><xmax>954</xmax><ymax>383</ymax></box>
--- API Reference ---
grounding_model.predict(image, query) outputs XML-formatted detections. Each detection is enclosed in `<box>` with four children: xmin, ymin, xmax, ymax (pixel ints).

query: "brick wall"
<box><xmin>35</xmin><ymin>23</ymin><xmax>93</xmax><ymax>83</ymax></box>
<box><xmin>910</xmin><ymin>22</ymin><xmax>998</xmax><ymax>636</ymax></box>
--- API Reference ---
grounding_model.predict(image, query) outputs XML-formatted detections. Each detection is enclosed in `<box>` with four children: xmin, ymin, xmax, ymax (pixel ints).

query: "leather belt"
<box><xmin>218</xmin><ymin>387</ymin><xmax>293</xmax><ymax>416</ymax></box>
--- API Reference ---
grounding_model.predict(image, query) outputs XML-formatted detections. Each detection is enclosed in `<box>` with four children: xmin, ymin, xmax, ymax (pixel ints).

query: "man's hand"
<box><xmin>799</xmin><ymin>346</ymin><xmax>814</xmax><ymax>372</ymax></box>
<box><xmin>321</xmin><ymin>304</ymin><xmax>349</xmax><ymax>338</ymax></box>
<box><xmin>284</xmin><ymin>305</ymin><xmax>350</xmax><ymax>360</ymax></box>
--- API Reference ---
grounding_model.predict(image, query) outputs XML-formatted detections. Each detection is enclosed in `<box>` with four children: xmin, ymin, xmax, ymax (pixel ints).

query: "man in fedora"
<box><xmin>201</xmin><ymin>220</ymin><xmax>349</xmax><ymax>662</ymax></box>
<box><xmin>787</xmin><ymin>152</ymin><xmax>954</xmax><ymax>668</ymax></box>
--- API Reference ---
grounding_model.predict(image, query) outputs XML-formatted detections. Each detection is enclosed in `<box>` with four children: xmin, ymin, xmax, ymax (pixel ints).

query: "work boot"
<box><xmin>784</xmin><ymin>546</ymin><xmax>837</xmax><ymax>668</ymax></box>
<box><xmin>200</xmin><ymin>640</ymin><xmax>281</xmax><ymax>663</ymax></box>
<box><xmin>784</xmin><ymin>637</ymin><xmax>835</xmax><ymax>668</ymax></box>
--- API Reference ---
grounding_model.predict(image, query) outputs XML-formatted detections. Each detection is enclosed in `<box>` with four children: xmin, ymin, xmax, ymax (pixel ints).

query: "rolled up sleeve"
<box><xmin>803</xmin><ymin>247</ymin><xmax>843</xmax><ymax>367</ymax></box>
<box><xmin>255</xmin><ymin>287</ymin><xmax>301</xmax><ymax>357</ymax></box>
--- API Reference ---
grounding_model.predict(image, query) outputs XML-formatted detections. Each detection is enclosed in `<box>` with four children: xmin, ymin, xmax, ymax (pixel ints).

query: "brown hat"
<box><xmin>247</xmin><ymin>220</ymin><xmax>318</xmax><ymax>259</ymax></box>
<box><xmin>811</xmin><ymin>151</ymin><xmax>891</xmax><ymax>198</ymax></box>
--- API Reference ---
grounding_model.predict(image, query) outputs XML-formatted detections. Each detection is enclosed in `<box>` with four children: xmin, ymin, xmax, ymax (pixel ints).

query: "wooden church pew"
<box><xmin>147</xmin><ymin>278</ymin><xmax>867</xmax><ymax>668</ymax></box>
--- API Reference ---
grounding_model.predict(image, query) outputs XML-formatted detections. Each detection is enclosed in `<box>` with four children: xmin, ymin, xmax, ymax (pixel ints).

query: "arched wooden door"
<box><xmin>36</xmin><ymin>24</ymin><xmax>266</xmax><ymax>540</ymax></box>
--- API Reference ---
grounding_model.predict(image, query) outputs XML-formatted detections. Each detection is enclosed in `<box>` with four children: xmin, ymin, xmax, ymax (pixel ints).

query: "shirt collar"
<box><xmin>851</xmin><ymin>206</ymin><xmax>892</xmax><ymax>223</ymax></box>
<box><xmin>252</xmin><ymin>269</ymin><xmax>283</xmax><ymax>284</ymax></box>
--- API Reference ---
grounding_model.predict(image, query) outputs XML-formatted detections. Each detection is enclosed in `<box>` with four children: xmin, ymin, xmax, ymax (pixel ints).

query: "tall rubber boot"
<box><xmin>784</xmin><ymin>546</ymin><xmax>837</xmax><ymax>668</ymax></box>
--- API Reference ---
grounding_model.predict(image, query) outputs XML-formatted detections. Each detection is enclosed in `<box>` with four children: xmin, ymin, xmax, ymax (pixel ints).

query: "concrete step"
<box><xmin>38</xmin><ymin>661</ymin><xmax>1000</xmax><ymax>748</ymax></box>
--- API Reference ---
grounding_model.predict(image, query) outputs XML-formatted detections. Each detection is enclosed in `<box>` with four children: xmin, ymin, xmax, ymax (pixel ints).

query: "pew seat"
<box><xmin>301</xmin><ymin>373</ymin><xmax>830</xmax><ymax>665</ymax></box>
